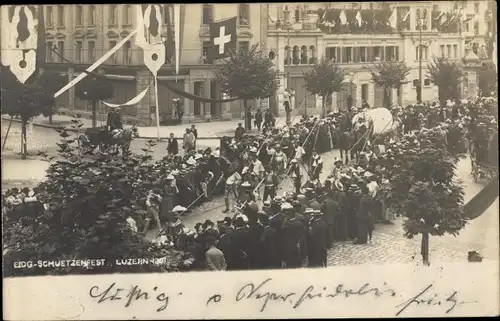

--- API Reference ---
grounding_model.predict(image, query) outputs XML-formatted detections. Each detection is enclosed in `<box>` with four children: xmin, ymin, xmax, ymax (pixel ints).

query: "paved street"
<box><xmin>2</xmin><ymin>119</ymin><xmax>498</xmax><ymax>265</ymax></box>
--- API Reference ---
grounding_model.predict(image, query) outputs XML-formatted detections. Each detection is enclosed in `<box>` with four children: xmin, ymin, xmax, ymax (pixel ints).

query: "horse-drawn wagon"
<box><xmin>79</xmin><ymin>126</ymin><xmax>139</xmax><ymax>154</ymax></box>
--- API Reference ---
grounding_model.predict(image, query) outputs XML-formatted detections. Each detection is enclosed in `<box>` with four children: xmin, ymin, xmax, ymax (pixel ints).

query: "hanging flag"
<box><xmin>101</xmin><ymin>84</ymin><xmax>151</xmax><ymax>108</ymax></box>
<box><xmin>209</xmin><ymin>17</ymin><xmax>237</xmax><ymax>60</ymax></box>
<box><xmin>402</xmin><ymin>9</ymin><xmax>411</xmax><ymax>22</ymax></box>
<box><xmin>165</xmin><ymin>5</ymin><xmax>174</xmax><ymax>64</ymax></box>
<box><xmin>355</xmin><ymin>10</ymin><xmax>362</xmax><ymax>27</ymax></box>
<box><xmin>1</xmin><ymin>5</ymin><xmax>41</xmax><ymax>83</ymax></box>
<box><xmin>434</xmin><ymin>11</ymin><xmax>443</xmax><ymax>21</ymax></box>
<box><xmin>135</xmin><ymin>4</ymin><xmax>165</xmax><ymax>76</ymax></box>
<box><xmin>440</xmin><ymin>12</ymin><xmax>448</xmax><ymax>25</ymax></box>
<box><xmin>389</xmin><ymin>9</ymin><xmax>397</xmax><ymax>29</ymax></box>
<box><xmin>339</xmin><ymin>9</ymin><xmax>347</xmax><ymax>25</ymax></box>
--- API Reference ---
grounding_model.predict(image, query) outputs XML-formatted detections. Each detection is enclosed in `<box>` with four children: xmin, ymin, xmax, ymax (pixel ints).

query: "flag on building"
<box><xmin>355</xmin><ymin>10</ymin><xmax>363</xmax><ymax>27</ymax></box>
<box><xmin>339</xmin><ymin>9</ymin><xmax>347</xmax><ymax>25</ymax></box>
<box><xmin>209</xmin><ymin>17</ymin><xmax>237</xmax><ymax>60</ymax></box>
<box><xmin>402</xmin><ymin>9</ymin><xmax>411</xmax><ymax>22</ymax></box>
<box><xmin>389</xmin><ymin>9</ymin><xmax>397</xmax><ymax>28</ymax></box>
<box><xmin>165</xmin><ymin>4</ymin><xmax>174</xmax><ymax>64</ymax></box>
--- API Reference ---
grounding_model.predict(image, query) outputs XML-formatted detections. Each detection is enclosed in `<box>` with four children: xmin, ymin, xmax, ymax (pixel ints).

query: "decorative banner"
<box><xmin>209</xmin><ymin>17</ymin><xmax>237</xmax><ymax>60</ymax></box>
<box><xmin>101</xmin><ymin>84</ymin><xmax>151</xmax><ymax>108</ymax></box>
<box><xmin>54</xmin><ymin>29</ymin><xmax>137</xmax><ymax>98</ymax></box>
<box><xmin>136</xmin><ymin>4</ymin><xmax>165</xmax><ymax>76</ymax></box>
<box><xmin>1</xmin><ymin>5</ymin><xmax>42</xmax><ymax>84</ymax></box>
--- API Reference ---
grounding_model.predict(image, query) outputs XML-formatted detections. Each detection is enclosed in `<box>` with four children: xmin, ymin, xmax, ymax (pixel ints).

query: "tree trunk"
<box><xmin>243</xmin><ymin>99</ymin><xmax>249</xmax><ymax>131</ymax></box>
<box><xmin>383</xmin><ymin>86</ymin><xmax>390</xmax><ymax>109</ymax></box>
<box><xmin>269</xmin><ymin>92</ymin><xmax>279</xmax><ymax>116</ymax></box>
<box><xmin>321</xmin><ymin>95</ymin><xmax>326</xmax><ymax>118</ymax></box>
<box><xmin>21</xmin><ymin>119</ymin><xmax>28</xmax><ymax>160</ymax></box>
<box><xmin>92</xmin><ymin>100</ymin><xmax>97</xmax><ymax>128</ymax></box>
<box><xmin>421</xmin><ymin>231</ymin><xmax>430</xmax><ymax>266</ymax></box>
<box><xmin>49</xmin><ymin>115</ymin><xmax>53</xmax><ymax>124</ymax></box>
<box><xmin>2</xmin><ymin>116</ymin><xmax>14</xmax><ymax>152</ymax></box>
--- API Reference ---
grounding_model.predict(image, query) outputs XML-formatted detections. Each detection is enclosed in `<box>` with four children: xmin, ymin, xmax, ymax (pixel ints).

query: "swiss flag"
<box><xmin>209</xmin><ymin>17</ymin><xmax>237</xmax><ymax>60</ymax></box>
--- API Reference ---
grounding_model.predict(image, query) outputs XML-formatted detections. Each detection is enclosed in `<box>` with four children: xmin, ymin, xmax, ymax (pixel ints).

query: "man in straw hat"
<box><xmin>307</xmin><ymin>210</ymin><xmax>329</xmax><ymax>267</ymax></box>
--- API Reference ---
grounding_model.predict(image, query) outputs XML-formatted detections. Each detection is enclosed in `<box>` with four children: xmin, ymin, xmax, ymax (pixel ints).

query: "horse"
<box><xmin>81</xmin><ymin>125</ymin><xmax>139</xmax><ymax>155</ymax></box>
<box><xmin>337</xmin><ymin>130</ymin><xmax>356</xmax><ymax>165</ymax></box>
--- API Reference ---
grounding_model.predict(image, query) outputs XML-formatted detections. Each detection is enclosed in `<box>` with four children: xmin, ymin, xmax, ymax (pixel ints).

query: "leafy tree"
<box><xmin>1</xmin><ymin>67</ymin><xmax>59</xmax><ymax>159</ymax></box>
<box><xmin>214</xmin><ymin>44</ymin><xmax>279</xmax><ymax>130</ymax></box>
<box><xmin>427</xmin><ymin>56</ymin><xmax>463</xmax><ymax>118</ymax></box>
<box><xmin>370</xmin><ymin>60</ymin><xmax>410</xmax><ymax>109</ymax></box>
<box><xmin>2</xmin><ymin>118</ymin><xmax>193</xmax><ymax>277</ymax></box>
<box><xmin>478</xmin><ymin>61</ymin><xmax>498</xmax><ymax>97</ymax></box>
<box><xmin>75</xmin><ymin>74</ymin><xmax>114</xmax><ymax>128</ymax></box>
<box><xmin>304</xmin><ymin>57</ymin><xmax>344</xmax><ymax>118</ymax></box>
<box><xmin>379</xmin><ymin>127</ymin><xmax>467</xmax><ymax>265</ymax></box>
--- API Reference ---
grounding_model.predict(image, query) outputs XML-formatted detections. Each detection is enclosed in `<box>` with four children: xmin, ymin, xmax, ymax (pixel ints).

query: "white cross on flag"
<box><xmin>209</xmin><ymin>17</ymin><xmax>237</xmax><ymax>60</ymax></box>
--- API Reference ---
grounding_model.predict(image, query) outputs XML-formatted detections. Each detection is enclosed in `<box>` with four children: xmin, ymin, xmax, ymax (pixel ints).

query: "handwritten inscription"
<box><xmin>234</xmin><ymin>278</ymin><xmax>396</xmax><ymax>312</ymax></box>
<box><xmin>395</xmin><ymin>284</ymin><xmax>477</xmax><ymax>316</ymax></box>
<box><xmin>89</xmin><ymin>282</ymin><xmax>178</xmax><ymax>312</ymax></box>
<box><xmin>89</xmin><ymin>279</ymin><xmax>475</xmax><ymax>316</ymax></box>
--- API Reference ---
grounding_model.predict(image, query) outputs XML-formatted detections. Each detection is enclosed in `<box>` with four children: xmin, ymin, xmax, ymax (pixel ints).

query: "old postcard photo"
<box><xmin>2</xmin><ymin>1</ymin><xmax>499</xmax><ymax>319</ymax></box>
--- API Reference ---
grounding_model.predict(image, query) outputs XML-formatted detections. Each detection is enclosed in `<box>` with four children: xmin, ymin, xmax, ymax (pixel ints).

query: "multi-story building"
<box><xmin>42</xmin><ymin>4</ymin><xmax>266</xmax><ymax>125</ymax></box>
<box><xmin>266</xmin><ymin>1</ymin><xmax>493</xmax><ymax>112</ymax></box>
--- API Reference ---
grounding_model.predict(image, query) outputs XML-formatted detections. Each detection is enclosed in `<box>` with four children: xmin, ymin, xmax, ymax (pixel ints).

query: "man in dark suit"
<box><xmin>247</xmin><ymin>215</ymin><xmax>265</xmax><ymax>269</ymax></box>
<box><xmin>231</xmin><ymin>217</ymin><xmax>250</xmax><ymax>270</ymax></box>
<box><xmin>259</xmin><ymin>214</ymin><xmax>280</xmax><ymax>269</ymax></box>
<box><xmin>216</xmin><ymin>222</ymin><xmax>233</xmax><ymax>270</ymax></box>
<box><xmin>106</xmin><ymin>107</ymin><xmax>122</xmax><ymax>131</ymax></box>
<box><xmin>321</xmin><ymin>189</ymin><xmax>341</xmax><ymax>248</ymax></box>
<box><xmin>280</xmin><ymin>203</ymin><xmax>305</xmax><ymax>268</ymax></box>
<box><xmin>167</xmin><ymin>133</ymin><xmax>179</xmax><ymax>155</ymax></box>
<box><xmin>307</xmin><ymin>210</ymin><xmax>329</xmax><ymax>267</ymax></box>
<box><xmin>191</xmin><ymin>125</ymin><xmax>198</xmax><ymax>149</ymax></box>
<box><xmin>354</xmin><ymin>185</ymin><xmax>373</xmax><ymax>244</ymax></box>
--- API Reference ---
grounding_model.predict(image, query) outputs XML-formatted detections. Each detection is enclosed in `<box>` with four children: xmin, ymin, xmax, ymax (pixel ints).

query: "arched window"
<box><xmin>284</xmin><ymin>45</ymin><xmax>291</xmax><ymax>65</ymax></box>
<box><xmin>300</xmin><ymin>45</ymin><xmax>308</xmax><ymax>64</ymax></box>
<box><xmin>309</xmin><ymin>45</ymin><xmax>316</xmax><ymax>64</ymax></box>
<box><xmin>295</xmin><ymin>6</ymin><xmax>301</xmax><ymax>23</ymax></box>
<box><xmin>292</xmin><ymin>45</ymin><xmax>300</xmax><ymax>64</ymax></box>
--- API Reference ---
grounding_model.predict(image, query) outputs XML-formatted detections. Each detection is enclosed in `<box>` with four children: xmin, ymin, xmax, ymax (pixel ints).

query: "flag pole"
<box><xmin>154</xmin><ymin>75</ymin><xmax>161</xmax><ymax>141</ymax></box>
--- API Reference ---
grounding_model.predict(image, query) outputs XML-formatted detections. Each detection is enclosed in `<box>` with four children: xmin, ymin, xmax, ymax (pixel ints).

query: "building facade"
<box><xmin>34</xmin><ymin>2</ymin><xmax>496</xmax><ymax>124</ymax></box>
<box><xmin>266</xmin><ymin>1</ymin><xmax>495</xmax><ymax>113</ymax></box>
<box><xmin>42</xmin><ymin>4</ymin><xmax>266</xmax><ymax>125</ymax></box>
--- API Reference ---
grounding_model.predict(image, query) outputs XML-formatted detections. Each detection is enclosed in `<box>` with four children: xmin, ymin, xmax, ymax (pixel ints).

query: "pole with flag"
<box><xmin>356</xmin><ymin>10</ymin><xmax>362</xmax><ymax>28</ymax></box>
<box><xmin>389</xmin><ymin>9</ymin><xmax>397</xmax><ymax>29</ymax></box>
<box><xmin>174</xmin><ymin>4</ymin><xmax>180</xmax><ymax>81</ymax></box>
<box><xmin>339</xmin><ymin>9</ymin><xmax>347</xmax><ymax>26</ymax></box>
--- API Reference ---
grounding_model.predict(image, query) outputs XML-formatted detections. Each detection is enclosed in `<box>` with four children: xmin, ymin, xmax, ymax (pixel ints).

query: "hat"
<box><xmin>249</xmin><ymin>147</ymin><xmax>258</xmax><ymax>153</ymax></box>
<box><xmin>241</xmin><ymin>181</ymin><xmax>251</xmax><ymax>188</ymax></box>
<box><xmin>281</xmin><ymin>202</ymin><xmax>293</xmax><ymax>210</ymax></box>
<box><xmin>296</xmin><ymin>194</ymin><xmax>306</xmax><ymax>200</ymax></box>
<box><xmin>334</xmin><ymin>180</ymin><xmax>344</xmax><ymax>191</ymax></box>
<box><xmin>363</xmin><ymin>171</ymin><xmax>374</xmax><ymax>178</ymax></box>
<box><xmin>172</xmin><ymin>205</ymin><xmax>187</xmax><ymax>213</ymax></box>
<box><xmin>263</xmin><ymin>200</ymin><xmax>271</xmax><ymax>206</ymax></box>
<box><xmin>213</xmin><ymin>149</ymin><xmax>220</xmax><ymax>157</ymax></box>
<box><xmin>291</xmin><ymin>158</ymin><xmax>297</xmax><ymax>163</ymax></box>
<box><xmin>274</xmin><ymin>196</ymin><xmax>283</xmax><ymax>202</ymax></box>
<box><xmin>305</xmin><ymin>187</ymin><xmax>314</xmax><ymax>192</ymax></box>
<box><xmin>166</xmin><ymin>174</ymin><xmax>175</xmax><ymax>180</ymax></box>
<box><xmin>303</xmin><ymin>208</ymin><xmax>314</xmax><ymax>214</ymax></box>
<box><xmin>194</xmin><ymin>153</ymin><xmax>203</xmax><ymax>160</ymax></box>
<box><xmin>311</xmin><ymin>210</ymin><xmax>323</xmax><ymax>216</ymax></box>
<box><xmin>186</xmin><ymin>157</ymin><xmax>196</xmax><ymax>165</ymax></box>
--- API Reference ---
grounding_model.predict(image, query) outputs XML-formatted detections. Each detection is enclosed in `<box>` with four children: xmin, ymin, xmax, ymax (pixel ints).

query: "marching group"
<box><xmin>139</xmin><ymin>107</ymin><xmax>396</xmax><ymax>271</ymax></box>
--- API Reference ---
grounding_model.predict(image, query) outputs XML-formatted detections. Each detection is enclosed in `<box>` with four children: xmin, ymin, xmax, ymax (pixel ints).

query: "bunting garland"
<box><xmin>101</xmin><ymin>85</ymin><xmax>151</xmax><ymax>108</ymax></box>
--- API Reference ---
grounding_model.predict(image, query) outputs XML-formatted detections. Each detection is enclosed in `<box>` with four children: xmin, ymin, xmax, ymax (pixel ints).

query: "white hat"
<box><xmin>241</xmin><ymin>181</ymin><xmax>251</xmax><ymax>187</ymax></box>
<box><xmin>213</xmin><ymin>149</ymin><xmax>220</xmax><ymax>157</ymax></box>
<box><xmin>249</xmin><ymin>147</ymin><xmax>258</xmax><ymax>153</ymax></box>
<box><xmin>291</xmin><ymin>158</ymin><xmax>297</xmax><ymax>163</ymax></box>
<box><xmin>303</xmin><ymin>208</ymin><xmax>314</xmax><ymax>214</ymax></box>
<box><xmin>194</xmin><ymin>153</ymin><xmax>203</xmax><ymax>160</ymax></box>
<box><xmin>364</xmin><ymin>171</ymin><xmax>374</xmax><ymax>178</ymax></box>
<box><xmin>172</xmin><ymin>205</ymin><xmax>187</xmax><ymax>212</ymax></box>
<box><xmin>166</xmin><ymin>174</ymin><xmax>175</xmax><ymax>180</ymax></box>
<box><xmin>334</xmin><ymin>180</ymin><xmax>344</xmax><ymax>191</ymax></box>
<box><xmin>281</xmin><ymin>202</ymin><xmax>293</xmax><ymax>210</ymax></box>
<box><xmin>186</xmin><ymin>157</ymin><xmax>196</xmax><ymax>165</ymax></box>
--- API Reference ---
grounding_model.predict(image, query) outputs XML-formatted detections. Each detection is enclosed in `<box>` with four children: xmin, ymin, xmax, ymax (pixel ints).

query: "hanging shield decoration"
<box><xmin>1</xmin><ymin>5</ymin><xmax>39</xmax><ymax>83</ymax></box>
<box><xmin>135</xmin><ymin>4</ymin><xmax>165</xmax><ymax>76</ymax></box>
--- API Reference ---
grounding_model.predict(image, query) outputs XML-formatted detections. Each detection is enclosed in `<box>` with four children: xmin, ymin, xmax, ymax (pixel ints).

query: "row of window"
<box><xmin>202</xmin><ymin>4</ymin><xmax>250</xmax><ymax>26</ymax></box>
<box><xmin>325</xmin><ymin>46</ymin><xmax>400</xmax><ymax>64</ymax></box>
<box><xmin>440</xmin><ymin>44</ymin><xmax>459</xmax><ymax>59</ymax></box>
<box><xmin>46</xmin><ymin>40</ymin><xmax>133</xmax><ymax>65</ymax></box>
